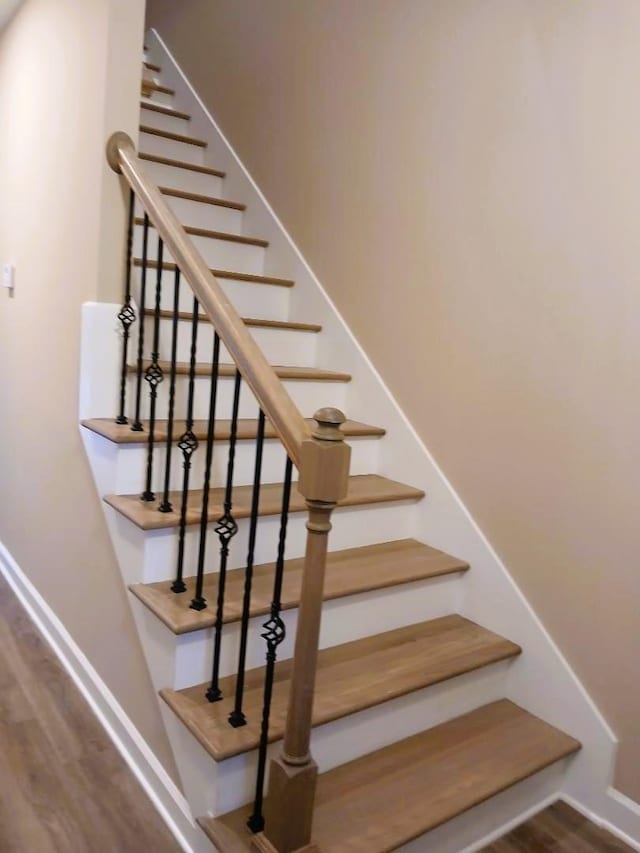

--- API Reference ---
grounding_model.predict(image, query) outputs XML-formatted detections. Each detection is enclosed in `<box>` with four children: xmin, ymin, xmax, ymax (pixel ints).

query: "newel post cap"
<box><xmin>312</xmin><ymin>407</ymin><xmax>346</xmax><ymax>441</ymax></box>
<box><xmin>298</xmin><ymin>407</ymin><xmax>351</xmax><ymax>503</ymax></box>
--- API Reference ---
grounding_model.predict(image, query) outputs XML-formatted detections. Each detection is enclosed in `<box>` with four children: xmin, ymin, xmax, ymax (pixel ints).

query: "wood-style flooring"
<box><xmin>0</xmin><ymin>573</ymin><xmax>181</xmax><ymax>852</ymax></box>
<box><xmin>483</xmin><ymin>800</ymin><xmax>634</xmax><ymax>852</ymax></box>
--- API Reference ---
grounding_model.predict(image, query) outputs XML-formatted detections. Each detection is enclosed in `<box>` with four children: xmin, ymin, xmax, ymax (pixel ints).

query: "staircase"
<box><xmin>78</xmin><ymin>37</ymin><xmax>600</xmax><ymax>853</ymax></box>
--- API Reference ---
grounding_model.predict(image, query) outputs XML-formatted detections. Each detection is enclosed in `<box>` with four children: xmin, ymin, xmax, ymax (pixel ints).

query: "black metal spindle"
<box><xmin>247</xmin><ymin>455</ymin><xmax>293</xmax><ymax>833</ymax></box>
<box><xmin>159</xmin><ymin>267</ymin><xmax>181</xmax><ymax>513</ymax></box>
<box><xmin>206</xmin><ymin>369</ymin><xmax>242</xmax><ymax>702</ymax></box>
<box><xmin>190</xmin><ymin>331</ymin><xmax>221</xmax><ymax>611</ymax></box>
<box><xmin>131</xmin><ymin>212</ymin><xmax>150</xmax><ymax>432</ymax></box>
<box><xmin>229</xmin><ymin>408</ymin><xmax>266</xmax><ymax>728</ymax></box>
<box><xmin>141</xmin><ymin>236</ymin><xmax>165</xmax><ymax>502</ymax></box>
<box><xmin>116</xmin><ymin>190</ymin><xmax>136</xmax><ymax>424</ymax></box>
<box><xmin>172</xmin><ymin>297</ymin><xmax>200</xmax><ymax>594</ymax></box>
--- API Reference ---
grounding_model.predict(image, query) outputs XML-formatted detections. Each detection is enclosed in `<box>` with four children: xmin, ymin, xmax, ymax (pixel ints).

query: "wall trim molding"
<box><xmin>0</xmin><ymin>540</ymin><xmax>198</xmax><ymax>853</ymax></box>
<box><xmin>564</xmin><ymin>793</ymin><xmax>640</xmax><ymax>851</ymax></box>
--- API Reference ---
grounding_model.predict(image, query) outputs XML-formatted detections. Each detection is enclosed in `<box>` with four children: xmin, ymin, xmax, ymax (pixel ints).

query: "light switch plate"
<box><xmin>2</xmin><ymin>263</ymin><xmax>15</xmax><ymax>290</ymax></box>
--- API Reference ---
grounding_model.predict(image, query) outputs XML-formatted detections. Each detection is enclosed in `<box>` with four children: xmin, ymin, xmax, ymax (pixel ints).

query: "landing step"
<box><xmin>138</xmin><ymin>153</ymin><xmax>226</xmax><ymax>179</ymax></box>
<box><xmin>139</xmin><ymin>125</ymin><xmax>207</xmax><ymax>148</ymax></box>
<box><xmin>143</xmin><ymin>308</ymin><xmax>321</xmax><ymax>332</ymax></box>
<box><xmin>130</xmin><ymin>540</ymin><xmax>468</xmax><ymax>635</ymax></box>
<box><xmin>201</xmin><ymin>700</ymin><xmax>580</xmax><ymax>852</ymax></box>
<box><xmin>134</xmin><ymin>216</ymin><xmax>268</xmax><ymax>248</ymax></box>
<box><xmin>127</xmin><ymin>361</ymin><xmax>351</xmax><ymax>382</ymax></box>
<box><xmin>159</xmin><ymin>186</ymin><xmax>245</xmax><ymax>211</ymax></box>
<box><xmin>82</xmin><ymin>416</ymin><xmax>380</xmax><ymax>445</ymax></box>
<box><xmin>160</xmin><ymin>617</ymin><xmax>521</xmax><ymax>761</ymax></box>
<box><xmin>140</xmin><ymin>102</ymin><xmax>191</xmax><ymax>121</ymax></box>
<box><xmin>104</xmin><ymin>474</ymin><xmax>425</xmax><ymax>531</ymax></box>
<box><xmin>133</xmin><ymin>258</ymin><xmax>293</xmax><ymax>288</ymax></box>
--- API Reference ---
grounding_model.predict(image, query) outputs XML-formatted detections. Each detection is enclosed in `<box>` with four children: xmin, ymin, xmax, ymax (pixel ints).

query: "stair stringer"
<box><xmin>143</xmin><ymin>27</ymin><xmax>635</xmax><ymax>844</ymax></box>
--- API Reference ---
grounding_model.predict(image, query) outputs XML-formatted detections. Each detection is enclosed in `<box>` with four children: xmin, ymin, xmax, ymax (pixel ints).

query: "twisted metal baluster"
<box><xmin>229</xmin><ymin>409</ymin><xmax>266</xmax><ymax>728</ymax></box>
<box><xmin>172</xmin><ymin>297</ymin><xmax>200</xmax><ymax>594</ymax></box>
<box><xmin>247</xmin><ymin>455</ymin><xmax>293</xmax><ymax>833</ymax></box>
<box><xmin>190</xmin><ymin>331</ymin><xmax>221</xmax><ymax>611</ymax></box>
<box><xmin>131</xmin><ymin>212</ymin><xmax>150</xmax><ymax>432</ymax></box>
<box><xmin>159</xmin><ymin>267</ymin><xmax>181</xmax><ymax>513</ymax></box>
<box><xmin>116</xmin><ymin>189</ymin><xmax>136</xmax><ymax>424</ymax></box>
<box><xmin>141</xmin><ymin>236</ymin><xmax>164</xmax><ymax>502</ymax></box>
<box><xmin>206</xmin><ymin>369</ymin><xmax>242</xmax><ymax>702</ymax></box>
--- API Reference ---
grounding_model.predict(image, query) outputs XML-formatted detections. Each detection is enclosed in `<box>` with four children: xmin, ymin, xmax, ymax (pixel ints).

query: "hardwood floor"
<box><xmin>483</xmin><ymin>800</ymin><xmax>634</xmax><ymax>852</ymax></box>
<box><xmin>0</xmin><ymin>573</ymin><xmax>181</xmax><ymax>853</ymax></box>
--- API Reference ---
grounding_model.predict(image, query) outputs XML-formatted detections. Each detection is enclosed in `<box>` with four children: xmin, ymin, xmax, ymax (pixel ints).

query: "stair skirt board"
<box><xmin>76</xmin><ymin>26</ymin><xmax>630</xmax><ymax>853</ymax></box>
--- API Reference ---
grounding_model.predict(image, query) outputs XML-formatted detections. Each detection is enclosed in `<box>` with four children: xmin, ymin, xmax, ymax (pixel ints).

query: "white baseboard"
<box><xmin>563</xmin><ymin>792</ymin><xmax>640</xmax><ymax>851</ymax></box>
<box><xmin>0</xmin><ymin>540</ymin><xmax>203</xmax><ymax>853</ymax></box>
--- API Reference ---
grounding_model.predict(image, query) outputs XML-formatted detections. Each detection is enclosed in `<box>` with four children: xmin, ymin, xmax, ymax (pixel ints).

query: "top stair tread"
<box><xmin>104</xmin><ymin>474</ymin><xmax>425</xmax><ymax>531</ymax></box>
<box><xmin>201</xmin><ymin>699</ymin><xmax>580</xmax><ymax>852</ymax></box>
<box><xmin>129</xmin><ymin>539</ymin><xmax>469</xmax><ymax>635</ymax></box>
<box><xmin>160</xmin><ymin>616</ymin><xmax>522</xmax><ymax>762</ymax></box>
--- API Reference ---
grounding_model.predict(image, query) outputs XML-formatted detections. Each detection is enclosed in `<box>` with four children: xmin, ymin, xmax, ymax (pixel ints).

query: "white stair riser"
<box><xmin>138</xmin><ymin>159</ymin><xmax>224</xmax><ymax>197</ymax></box>
<box><xmin>161</xmin><ymin>194</ymin><xmax>243</xmax><ymax>233</ymax></box>
<box><xmin>139</xmin><ymin>107</ymin><xmax>192</xmax><ymax>136</ymax></box>
<box><xmin>113</xmin><ymin>435</ymin><xmax>378</xmax><ymax>495</ymax></box>
<box><xmin>126</xmin><ymin>372</ymin><xmax>349</xmax><ymax>424</ymax></box>
<box><xmin>141</xmin><ymin>316</ymin><xmax>318</xmax><ymax>367</ymax></box>
<box><xmin>133</xmin><ymin>225</ymin><xmax>265</xmax><ymax>275</ymax></box>
<box><xmin>210</xmin><ymin>662</ymin><xmax>511</xmax><ymax>816</ymax></box>
<box><xmin>130</xmin><ymin>265</ymin><xmax>291</xmax><ymax>321</ymax></box>
<box><xmin>139</xmin><ymin>502</ymin><xmax>420</xmax><ymax>584</ymax></box>
<box><xmin>138</xmin><ymin>130</ymin><xmax>205</xmax><ymax>166</ymax></box>
<box><xmin>170</xmin><ymin>574</ymin><xmax>464</xmax><ymax>688</ymax></box>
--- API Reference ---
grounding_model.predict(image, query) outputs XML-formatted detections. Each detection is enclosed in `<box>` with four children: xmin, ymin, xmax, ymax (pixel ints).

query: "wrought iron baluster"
<box><xmin>141</xmin><ymin>235</ymin><xmax>164</xmax><ymax>502</ymax></box>
<box><xmin>190</xmin><ymin>331</ymin><xmax>221</xmax><ymax>611</ymax></box>
<box><xmin>229</xmin><ymin>408</ymin><xmax>266</xmax><ymax>728</ymax></box>
<box><xmin>131</xmin><ymin>212</ymin><xmax>150</xmax><ymax>432</ymax></box>
<box><xmin>159</xmin><ymin>267</ymin><xmax>181</xmax><ymax>513</ymax></box>
<box><xmin>247</xmin><ymin>454</ymin><xmax>293</xmax><ymax>833</ymax></box>
<box><xmin>206</xmin><ymin>369</ymin><xmax>242</xmax><ymax>702</ymax></box>
<box><xmin>116</xmin><ymin>189</ymin><xmax>136</xmax><ymax>425</ymax></box>
<box><xmin>172</xmin><ymin>297</ymin><xmax>200</xmax><ymax>594</ymax></box>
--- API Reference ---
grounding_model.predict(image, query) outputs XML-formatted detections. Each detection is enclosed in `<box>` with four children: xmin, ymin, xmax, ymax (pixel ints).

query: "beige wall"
<box><xmin>0</xmin><ymin>0</ymin><xmax>179</xmax><ymax>784</ymax></box>
<box><xmin>146</xmin><ymin>0</ymin><xmax>640</xmax><ymax>801</ymax></box>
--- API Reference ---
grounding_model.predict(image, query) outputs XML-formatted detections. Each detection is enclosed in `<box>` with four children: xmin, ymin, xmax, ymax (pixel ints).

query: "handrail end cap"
<box><xmin>106</xmin><ymin>131</ymin><xmax>135</xmax><ymax>174</ymax></box>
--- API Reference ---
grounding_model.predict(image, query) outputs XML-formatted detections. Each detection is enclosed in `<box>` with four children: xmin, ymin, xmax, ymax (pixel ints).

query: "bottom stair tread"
<box><xmin>199</xmin><ymin>699</ymin><xmax>581</xmax><ymax>853</ymax></box>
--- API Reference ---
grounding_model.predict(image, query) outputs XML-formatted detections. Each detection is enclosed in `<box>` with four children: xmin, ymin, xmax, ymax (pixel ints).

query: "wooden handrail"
<box><xmin>106</xmin><ymin>131</ymin><xmax>311</xmax><ymax>467</ymax></box>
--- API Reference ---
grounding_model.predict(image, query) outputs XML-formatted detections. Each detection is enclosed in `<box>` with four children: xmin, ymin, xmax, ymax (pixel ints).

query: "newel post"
<box><xmin>262</xmin><ymin>408</ymin><xmax>351</xmax><ymax>852</ymax></box>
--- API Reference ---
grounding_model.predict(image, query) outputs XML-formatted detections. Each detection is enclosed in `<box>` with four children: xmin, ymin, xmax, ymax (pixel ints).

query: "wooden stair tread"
<box><xmin>143</xmin><ymin>308</ymin><xmax>321</xmax><ymax>332</ymax></box>
<box><xmin>134</xmin><ymin>216</ymin><xmax>268</xmax><ymax>248</ymax></box>
<box><xmin>81</xmin><ymin>416</ymin><xmax>380</xmax><ymax>445</ymax></box>
<box><xmin>139</xmin><ymin>125</ymin><xmax>207</xmax><ymax>148</ymax></box>
<box><xmin>144</xmin><ymin>81</ymin><xmax>174</xmax><ymax>96</ymax></box>
<box><xmin>140</xmin><ymin>102</ymin><xmax>191</xmax><ymax>121</ymax></box>
<box><xmin>143</xmin><ymin>61</ymin><xmax>161</xmax><ymax>72</ymax></box>
<box><xmin>138</xmin><ymin>153</ymin><xmax>226</xmax><ymax>178</ymax></box>
<box><xmin>201</xmin><ymin>700</ymin><xmax>580</xmax><ymax>851</ymax></box>
<box><xmin>160</xmin><ymin>616</ymin><xmax>521</xmax><ymax>762</ymax></box>
<box><xmin>104</xmin><ymin>474</ymin><xmax>425</xmax><ymax>531</ymax></box>
<box><xmin>130</xmin><ymin>540</ymin><xmax>469</xmax><ymax>635</ymax></box>
<box><xmin>127</xmin><ymin>361</ymin><xmax>351</xmax><ymax>382</ymax></box>
<box><xmin>133</xmin><ymin>258</ymin><xmax>293</xmax><ymax>287</ymax></box>
<box><xmin>159</xmin><ymin>186</ymin><xmax>244</xmax><ymax>210</ymax></box>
